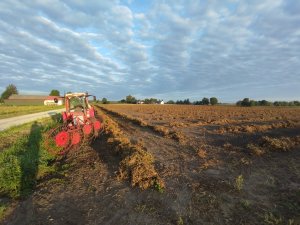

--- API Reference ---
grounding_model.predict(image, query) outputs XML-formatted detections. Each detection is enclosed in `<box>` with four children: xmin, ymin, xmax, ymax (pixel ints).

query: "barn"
<box><xmin>44</xmin><ymin>96</ymin><xmax>64</xmax><ymax>106</ymax></box>
<box><xmin>4</xmin><ymin>94</ymin><xmax>63</xmax><ymax>105</ymax></box>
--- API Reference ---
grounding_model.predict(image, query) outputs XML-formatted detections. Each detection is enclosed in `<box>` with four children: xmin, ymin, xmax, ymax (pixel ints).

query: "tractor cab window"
<box><xmin>69</xmin><ymin>96</ymin><xmax>87</xmax><ymax>112</ymax></box>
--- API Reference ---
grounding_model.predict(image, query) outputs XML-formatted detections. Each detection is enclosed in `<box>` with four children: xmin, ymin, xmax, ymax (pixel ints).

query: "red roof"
<box><xmin>45</xmin><ymin>96</ymin><xmax>63</xmax><ymax>100</ymax></box>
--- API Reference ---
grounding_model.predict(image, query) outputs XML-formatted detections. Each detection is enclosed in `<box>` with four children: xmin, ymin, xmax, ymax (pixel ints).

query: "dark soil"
<box><xmin>2</xmin><ymin>105</ymin><xmax>300</xmax><ymax>225</ymax></box>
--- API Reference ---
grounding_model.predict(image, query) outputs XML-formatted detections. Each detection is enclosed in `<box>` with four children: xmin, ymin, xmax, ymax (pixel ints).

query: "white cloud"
<box><xmin>0</xmin><ymin>0</ymin><xmax>299</xmax><ymax>101</ymax></box>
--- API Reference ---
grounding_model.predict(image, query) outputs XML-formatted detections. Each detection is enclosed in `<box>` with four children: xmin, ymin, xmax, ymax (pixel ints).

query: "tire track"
<box><xmin>94</xmin><ymin>106</ymin><xmax>232</xmax><ymax>224</ymax></box>
<box><xmin>95</xmin><ymin>105</ymin><xmax>201</xmax><ymax>182</ymax></box>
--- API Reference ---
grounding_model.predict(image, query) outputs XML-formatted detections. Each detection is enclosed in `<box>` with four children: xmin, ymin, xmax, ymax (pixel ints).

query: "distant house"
<box><xmin>137</xmin><ymin>101</ymin><xmax>144</xmax><ymax>104</ymax></box>
<box><xmin>4</xmin><ymin>94</ymin><xmax>63</xmax><ymax>105</ymax></box>
<box><xmin>160</xmin><ymin>100</ymin><xmax>164</xmax><ymax>105</ymax></box>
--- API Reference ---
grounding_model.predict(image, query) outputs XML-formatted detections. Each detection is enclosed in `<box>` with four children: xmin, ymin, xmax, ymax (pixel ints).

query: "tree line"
<box><xmin>236</xmin><ymin>98</ymin><xmax>300</xmax><ymax>107</ymax></box>
<box><xmin>118</xmin><ymin>95</ymin><xmax>163</xmax><ymax>104</ymax></box>
<box><xmin>0</xmin><ymin>84</ymin><xmax>61</xmax><ymax>103</ymax></box>
<box><xmin>1</xmin><ymin>84</ymin><xmax>299</xmax><ymax>107</ymax></box>
<box><xmin>101</xmin><ymin>95</ymin><xmax>300</xmax><ymax>107</ymax></box>
<box><xmin>166</xmin><ymin>97</ymin><xmax>218</xmax><ymax>105</ymax></box>
<box><xmin>102</xmin><ymin>95</ymin><xmax>219</xmax><ymax>105</ymax></box>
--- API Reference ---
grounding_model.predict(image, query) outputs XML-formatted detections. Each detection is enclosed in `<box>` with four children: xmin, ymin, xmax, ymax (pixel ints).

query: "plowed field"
<box><xmin>3</xmin><ymin>104</ymin><xmax>300</xmax><ymax>225</ymax></box>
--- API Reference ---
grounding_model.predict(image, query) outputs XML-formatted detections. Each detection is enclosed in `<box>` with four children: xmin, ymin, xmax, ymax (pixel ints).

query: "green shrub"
<box><xmin>235</xmin><ymin>175</ymin><xmax>244</xmax><ymax>191</ymax></box>
<box><xmin>210</xmin><ymin>97</ymin><xmax>218</xmax><ymax>105</ymax></box>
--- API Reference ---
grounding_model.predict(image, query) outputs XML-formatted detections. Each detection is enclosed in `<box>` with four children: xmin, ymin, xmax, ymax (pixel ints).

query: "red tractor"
<box><xmin>45</xmin><ymin>92</ymin><xmax>103</xmax><ymax>155</ymax></box>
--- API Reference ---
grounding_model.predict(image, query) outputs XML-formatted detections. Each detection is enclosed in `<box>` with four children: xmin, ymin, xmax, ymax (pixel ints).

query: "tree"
<box><xmin>49</xmin><ymin>89</ymin><xmax>60</xmax><ymax>96</ymax></box>
<box><xmin>274</xmin><ymin>101</ymin><xmax>289</xmax><ymax>106</ymax></box>
<box><xmin>1</xmin><ymin>84</ymin><xmax>18</xmax><ymax>100</ymax></box>
<box><xmin>236</xmin><ymin>100</ymin><xmax>242</xmax><ymax>106</ymax></box>
<box><xmin>293</xmin><ymin>101</ymin><xmax>300</xmax><ymax>106</ymax></box>
<box><xmin>250</xmin><ymin>100</ymin><xmax>257</xmax><ymax>106</ymax></box>
<box><xmin>273</xmin><ymin>101</ymin><xmax>280</xmax><ymax>106</ymax></box>
<box><xmin>183</xmin><ymin>99</ymin><xmax>191</xmax><ymax>104</ymax></box>
<box><xmin>202</xmin><ymin>97</ymin><xmax>209</xmax><ymax>105</ymax></box>
<box><xmin>210</xmin><ymin>97</ymin><xmax>218</xmax><ymax>105</ymax></box>
<box><xmin>176</xmin><ymin>99</ymin><xmax>190</xmax><ymax>105</ymax></box>
<box><xmin>102</xmin><ymin>98</ymin><xmax>109</xmax><ymax>104</ymax></box>
<box><xmin>144</xmin><ymin>98</ymin><xmax>158</xmax><ymax>104</ymax></box>
<box><xmin>150</xmin><ymin>98</ymin><xmax>158</xmax><ymax>104</ymax></box>
<box><xmin>144</xmin><ymin>98</ymin><xmax>150</xmax><ymax>104</ymax></box>
<box><xmin>166</xmin><ymin>100</ymin><xmax>175</xmax><ymax>104</ymax></box>
<box><xmin>125</xmin><ymin>95</ymin><xmax>137</xmax><ymax>104</ymax></box>
<box><xmin>258</xmin><ymin>100</ymin><xmax>270</xmax><ymax>106</ymax></box>
<box><xmin>241</xmin><ymin>98</ymin><xmax>251</xmax><ymax>107</ymax></box>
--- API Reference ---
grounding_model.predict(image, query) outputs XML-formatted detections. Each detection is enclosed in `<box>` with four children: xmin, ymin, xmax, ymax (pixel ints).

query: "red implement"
<box><xmin>45</xmin><ymin>92</ymin><xmax>103</xmax><ymax>155</ymax></box>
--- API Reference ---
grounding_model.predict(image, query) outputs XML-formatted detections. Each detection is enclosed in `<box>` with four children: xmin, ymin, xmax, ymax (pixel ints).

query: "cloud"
<box><xmin>0</xmin><ymin>0</ymin><xmax>299</xmax><ymax>101</ymax></box>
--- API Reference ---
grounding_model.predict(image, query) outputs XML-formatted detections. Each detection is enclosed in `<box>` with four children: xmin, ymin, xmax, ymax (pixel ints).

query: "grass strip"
<box><xmin>0</xmin><ymin>118</ymin><xmax>62</xmax><ymax>220</ymax></box>
<box><xmin>0</xmin><ymin>118</ymin><xmax>51</xmax><ymax>151</ymax></box>
<box><xmin>0</xmin><ymin>105</ymin><xmax>63</xmax><ymax>119</ymax></box>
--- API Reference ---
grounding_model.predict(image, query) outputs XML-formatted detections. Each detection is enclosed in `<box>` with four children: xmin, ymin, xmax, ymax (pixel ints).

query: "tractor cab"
<box><xmin>63</xmin><ymin>92</ymin><xmax>95</xmax><ymax>125</ymax></box>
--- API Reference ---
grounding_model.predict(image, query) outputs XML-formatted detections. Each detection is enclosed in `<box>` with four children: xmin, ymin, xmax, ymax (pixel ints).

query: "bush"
<box><xmin>293</xmin><ymin>101</ymin><xmax>300</xmax><ymax>106</ymax></box>
<box><xmin>125</xmin><ymin>95</ymin><xmax>137</xmax><ymax>104</ymax></box>
<box><xmin>210</xmin><ymin>97</ymin><xmax>218</xmax><ymax>105</ymax></box>
<box><xmin>241</xmin><ymin>98</ymin><xmax>251</xmax><ymax>107</ymax></box>
<box><xmin>166</xmin><ymin>100</ymin><xmax>175</xmax><ymax>104</ymax></box>
<box><xmin>258</xmin><ymin>100</ymin><xmax>271</xmax><ymax>106</ymax></box>
<box><xmin>235</xmin><ymin>175</ymin><xmax>244</xmax><ymax>191</ymax></box>
<box><xmin>176</xmin><ymin>99</ymin><xmax>191</xmax><ymax>105</ymax></box>
<box><xmin>236</xmin><ymin>98</ymin><xmax>273</xmax><ymax>107</ymax></box>
<box><xmin>273</xmin><ymin>101</ymin><xmax>299</xmax><ymax>106</ymax></box>
<box><xmin>250</xmin><ymin>100</ymin><xmax>257</xmax><ymax>106</ymax></box>
<box><xmin>201</xmin><ymin>97</ymin><xmax>209</xmax><ymax>105</ymax></box>
<box><xmin>144</xmin><ymin>98</ymin><xmax>158</xmax><ymax>104</ymax></box>
<box><xmin>236</xmin><ymin>100</ymin><xmax>242</xmax><ymax>106</ymax></box>
<box><xmin>102</xmin><ymin>98</ymin><xmax>109</xmax><ymax>104</ymax></box>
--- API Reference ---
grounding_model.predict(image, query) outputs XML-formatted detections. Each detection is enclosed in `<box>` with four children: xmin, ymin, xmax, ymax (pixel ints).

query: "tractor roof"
<box><xmin>65</xmin><ymin>92</ymin><xmax>88</xmax><ymax>98</ymax></box>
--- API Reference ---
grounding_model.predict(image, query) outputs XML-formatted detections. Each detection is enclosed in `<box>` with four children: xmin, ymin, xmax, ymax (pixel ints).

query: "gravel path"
<box><xmin>0</xmin><ymin>109</ymin><xmax>64</xmax><ymax>131</ymax></box>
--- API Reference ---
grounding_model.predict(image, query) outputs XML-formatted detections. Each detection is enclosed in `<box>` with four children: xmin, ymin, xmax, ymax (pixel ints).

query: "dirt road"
<box><xmin>0</xmin><ymin>109</ymin><xmax>64</xmax><ymax>131</ymax></box>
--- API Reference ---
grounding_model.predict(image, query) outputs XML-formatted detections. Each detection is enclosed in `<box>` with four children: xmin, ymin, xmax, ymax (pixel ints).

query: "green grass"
<box><xmin>0</xmin><ymin>118</ymin><xmax>64</xmax><ymax>220</ymax></box>
<box><xmin>0</xmin><ymin>202</ymin><xmax>8</xmax><ymax>219</ymax></box>
<box><xmin>0</xmin><ymin>121</ymin><xmax>58</xmax><ymax>198</ymax></box>
<box><xmin>0</xmin><ymin>105</ymin><xmax>63</xmax><ymax>119</ymax></box>
<box><xmin>154</xmin><ymin>180</ymin><xmax>164</xmax><ymax>193</ymax></box>
<box><xmin>264</xmin><ymin>212</ymin><xmax>283</xmax><ymax>225</ymax></box>
<box><xmin>0</xmin><ymin>118</ymin><xmax>51</xmax><ymax>151</ymax></box>
<box><xmin>235</xmin><ymin>174</ymin><xmax>244</xmax><ymax>191</ymax></box>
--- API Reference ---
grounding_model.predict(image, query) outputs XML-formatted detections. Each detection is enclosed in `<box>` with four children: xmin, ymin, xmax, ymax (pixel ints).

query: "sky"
<box><xmin>0</xmin><ymin>0</ymin><xmax>299</xmax><ymax>102</ymax></box>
